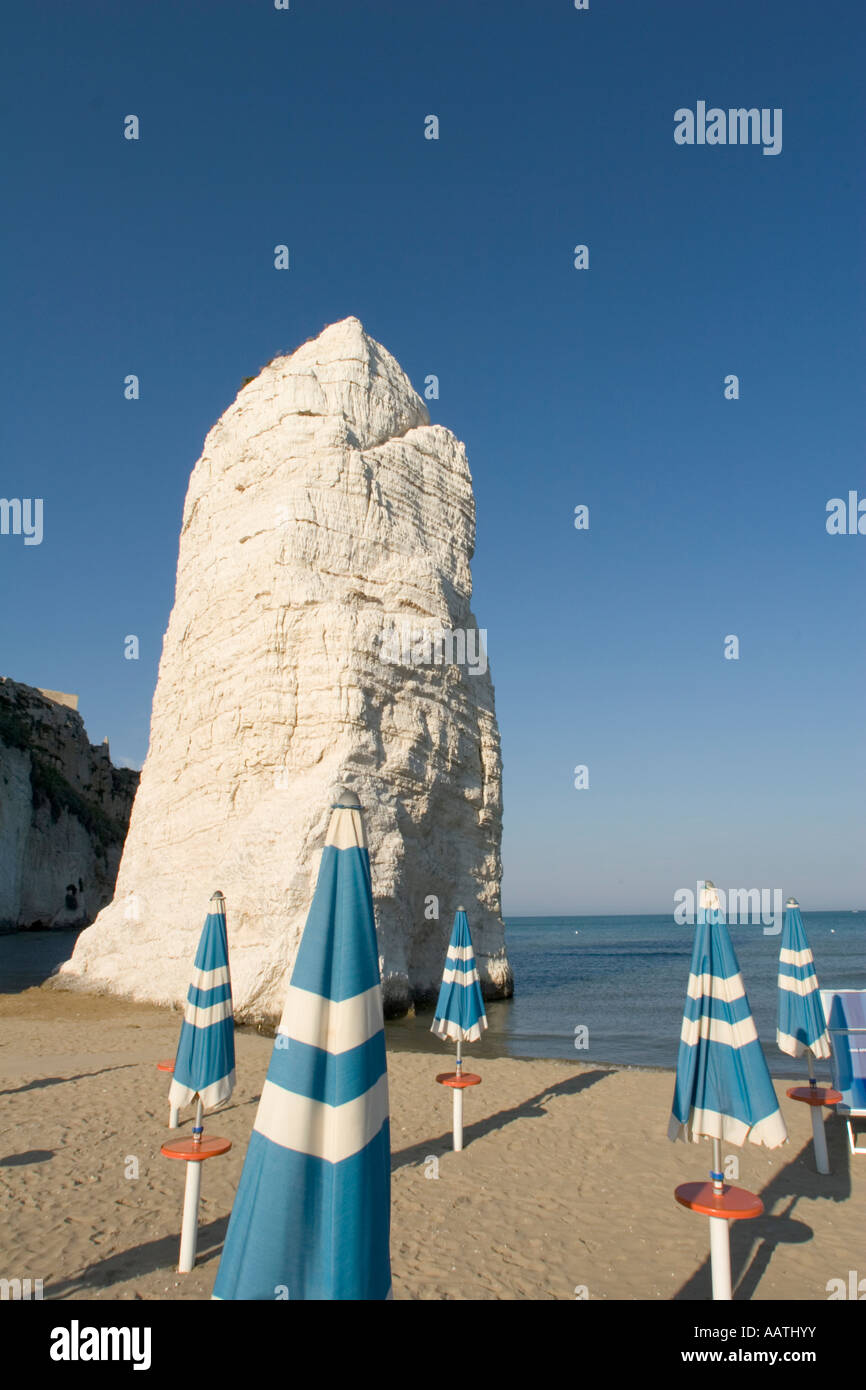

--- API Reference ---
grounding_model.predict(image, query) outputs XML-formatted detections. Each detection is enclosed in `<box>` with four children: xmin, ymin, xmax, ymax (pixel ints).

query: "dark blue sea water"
<box><xmin>387</xmin><ymin>912</ymin><xmax>866</xmax><ymax>1077</ymax></box>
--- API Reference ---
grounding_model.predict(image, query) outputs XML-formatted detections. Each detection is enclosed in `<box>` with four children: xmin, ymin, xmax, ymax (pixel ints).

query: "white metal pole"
<box><xmin>709</xmin><ymin>1137</ymin><xmax>732</xmax><ymax>1300</ymax></box>
<box><xmin>178</xmin><ymin>1160</ymin><xmax>202</xmax><ymax>1272</ymax></box>
<box><xmin>453</xmin><ymin>1040</ymin><xmax>464</xmax><ymax>1151</ymax></box>
<box><xmin>810</xmin><ymin>1108</ymin><xmax>830</xmax><ymax>1175</ymax></box>
<box><xmin>453</xmin><ymin>1088</ymin><xmax>464</xmax><ymax>1152</ymax></box>
<box><xmin>709</xmin><ymin>1216</ymin><xmax>732</xmax><ymax>1300</ymax></box>
<box><xmin>806</xmin><ymin>1056</ymin><xmax>830</xmax><ymax>1174</ymax></box>
<box><xmin>168</xmin><ymin>1103</ymin><xmax>179</xmax><ymax>1129</ymax></box>
<box><xmin>178</xmin><ymin>1096</ymin><xmax>204</xmax><ymax>1272</ymax></box>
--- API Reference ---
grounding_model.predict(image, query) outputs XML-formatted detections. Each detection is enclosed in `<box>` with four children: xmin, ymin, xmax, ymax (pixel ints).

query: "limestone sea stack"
<box><xmin>60</xmin><ymin>318</ymin><xmax>511</xmax><ymax>1021</ymax></box>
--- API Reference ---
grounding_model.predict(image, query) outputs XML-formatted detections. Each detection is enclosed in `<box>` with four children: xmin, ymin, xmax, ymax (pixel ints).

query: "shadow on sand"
<box><xmin>0</xmin><ymin>1148</ymin><xmax>54</xmax><ymax>1167</ymax></box>
<box><xmin>46</xmin><ymin>1216</ymin><xmax>230</xmax><ymax>1299</ymax></box>
<box><xmin>674</xmin><ymin>1112</ymin><xmax>852</xmax><ymax>1300</ymax></box>
<box><xmin>391</xmin><ymin>1067</ymin><xmax>613</xmax><ymax>1171</ymax></box>
<box><xmin>0</xmin><ymin>1064</ymin><xmax>138</xmax><ymax>1099</ymax></box>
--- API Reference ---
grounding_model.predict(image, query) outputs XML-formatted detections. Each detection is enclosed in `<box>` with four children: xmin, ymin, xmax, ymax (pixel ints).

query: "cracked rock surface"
<box><xmin>61</xmin><ymin>318</ymin><xmax>511</xmax><ymax>1021</ymax></box>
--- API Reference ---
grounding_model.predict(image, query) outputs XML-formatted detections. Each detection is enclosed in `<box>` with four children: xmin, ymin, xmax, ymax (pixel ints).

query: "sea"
<box><xmin>386</xmin><ymin>911</ymin><xmax>866</xmax><ymax>1077</ymax></box>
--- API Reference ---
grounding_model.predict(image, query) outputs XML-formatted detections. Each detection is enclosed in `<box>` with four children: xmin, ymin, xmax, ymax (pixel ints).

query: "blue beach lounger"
<box><xmin>820</xmin><ymin>990</ymin><xmax>866</xmax><ymax>1156</ymax></box>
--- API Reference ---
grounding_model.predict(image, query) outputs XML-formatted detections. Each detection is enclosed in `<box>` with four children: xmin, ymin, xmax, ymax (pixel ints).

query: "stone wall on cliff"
<box><xmin>60</xmin><ymin>317</ymin><xmax>512</xmax><ymax>1021</ymax></box>
<box><xmin>0</xmin><ymin>678</ymin><xmax>139</xmax><ymax>929</ymax></box>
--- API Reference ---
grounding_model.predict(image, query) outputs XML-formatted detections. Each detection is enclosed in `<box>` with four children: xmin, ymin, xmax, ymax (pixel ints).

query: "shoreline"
<box><xmin>6</xmin><ymin>943</ymin><xmax>807</xmax><ymax>1085</ymax></box>
<box><xmin>45</xmin><ymin>977</ymin><xmax>811</xmax><ymax>1083</ymax></box>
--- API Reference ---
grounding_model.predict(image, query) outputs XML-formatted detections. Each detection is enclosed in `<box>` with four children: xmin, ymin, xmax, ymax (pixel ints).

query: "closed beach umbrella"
<box><xmin>777</xmin><ymin>898</ymin><xmax>831</xmax><ymax>1063</ymax></box>
<box><xmin>670</xmin><ymin>883</ymin><xmax>786</xmax><ymax>1148</ymax></box>
<box><xmin>213</xmin><ymin>789</ymin><xmax>391</xmax><ymax>1301</ymax></box>
<box><xmin>169</xmin><ymin>890</ymin><xmax>236</xmax><ymax>1122</ymax></box>
<box><xmin>163</xmin><ymin>890</ymin><xmax>236</xmax><ymax>1272</ymax></box>
<box><xmin>432</xmin><ymin>908</ymin><xmax>488</xmax><ymax>1046</ymax></box>
<box><xmin>432</xmin><ymin>907</ymin><xmax>487</xmax><ymax>1151</ymax></box>
<box><xmin>777</xmin><ymin>897</ymin><xmax>833</xmax><ymax>1173</ymax></box>
<box><xmin>669</xmin><ymin>882</ymin><xmax>786</xmax><ymax>1299</ymax></box>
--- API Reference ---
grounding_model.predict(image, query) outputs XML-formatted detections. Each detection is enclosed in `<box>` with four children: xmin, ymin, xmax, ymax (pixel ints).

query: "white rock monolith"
<box><xmin>60</xmin><ymin>318</ymin><xmax>511</xmax><ymax>1020</ymax></box>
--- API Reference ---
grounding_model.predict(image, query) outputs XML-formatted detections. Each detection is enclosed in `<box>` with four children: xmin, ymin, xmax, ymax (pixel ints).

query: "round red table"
<box><xmin>156</xmin><ymin>1058</ymin><xmax>175</xmax><ymax>1073</ymax></box>
<box><xmin>161</xmin><ymin>1136</ymin><xmax>232</xmax><ymax>1162</ymax></box>
<box><xmin>436</xmin><ymin>1072</ymin><xmax>482</xmax><ymax>1089</ymax></box>
<box><xmin>161</xmin><ymin>1134</ymin><xmax>232</xmax><ymax>1273</ymax></box>
<box><xmin>786</xmin><ymin>1085</ymin><xmax>842</xmax><ymax>1107</ymax></box>
<box><xmin>674</xmin><ymin>1180</ymin><xmax>763</xmax><ymax>1220</ymax></box>
<box><xmin>674</xmin><ymin>1178</ymin><xmax>763</xmax><ymax>1300</ymax></box>
<box><xmin>785</xmin><ymin>1085</ymin><xmax>841</xmax><ymax>1176</ymax></box>
<box><xmin>436</xmin><ymin>1072</ymin><xmax>481</xmax><ymax>1152</ymax></box>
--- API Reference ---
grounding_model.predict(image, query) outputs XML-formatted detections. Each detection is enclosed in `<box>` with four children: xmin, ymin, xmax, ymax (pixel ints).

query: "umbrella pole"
<box><xmin>453</xmin><ymin>1041</ymin><xmax>463</xmax><ymax>1152</ymax></box>
<box><xmin>178</xmin><ymin>1096</ymin><xmax>204</xmax><ymax>1272</ymax></box>
<box><xmin>709</xmin><ymin>1138</ymin><xmax>732</xmax><ymax>1301</ymax></box>
<box><xmin>806</xmin><ymin>1056</ymin><xmax>830</xmax><ymax>1175</ymax></box>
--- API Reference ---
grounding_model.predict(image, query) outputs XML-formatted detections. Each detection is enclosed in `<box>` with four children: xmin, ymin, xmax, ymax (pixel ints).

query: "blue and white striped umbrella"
<box><xmin>777</xmin><ymin>898</ymin><xmax>831</xmax><ymax>1062</ymax></box>
<box><xmin>213</xmin><ymin>790</ymin><xmax>391</xmax><ymax>1301</ymax></box>
<box><xmin>431</xmin><ymin>908</ymin><xmax>488</xmax><ymax>1044</ymax></box>
<box><xmin>169</xmin><ymin>891</ymin><xmax>236</xmax><ymax>1113</ymax></box>
<box><xmin>669</xmin><ymin>883</ymin><xmax>787</xmax><ymax>1149</ymax></box>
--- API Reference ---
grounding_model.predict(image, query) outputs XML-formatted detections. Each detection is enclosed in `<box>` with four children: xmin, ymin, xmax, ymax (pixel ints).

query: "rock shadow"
<box><xmin>0</xmin><ymin>926</ymin><xmax>86</xmax><ymax>993</ymax></box>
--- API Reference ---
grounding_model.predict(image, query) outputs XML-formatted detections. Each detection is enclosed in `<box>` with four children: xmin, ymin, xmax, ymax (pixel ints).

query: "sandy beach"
<box><xmin>1</xmin><ymin>945</ymin><xmax>861</xmax><ymax>1302</ymax></box>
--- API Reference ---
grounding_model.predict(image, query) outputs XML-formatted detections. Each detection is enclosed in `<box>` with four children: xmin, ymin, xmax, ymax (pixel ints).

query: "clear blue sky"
<box><xmin>2</xmin><ymin>1</ymin><xmax>864</xmax><ymax>914</ymax></box>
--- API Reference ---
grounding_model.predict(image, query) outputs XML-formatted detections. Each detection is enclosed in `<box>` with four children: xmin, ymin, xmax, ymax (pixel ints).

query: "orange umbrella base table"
<box><xmin>786</xmin><ymin>1085</ymin><xmax>842</xmax><ymax>1107</ymax></box>
<box><xmin>674</xmin><ymin>1181</ymin><xmax>763</xmax><ymax>1221</ymax></box>
<box><xmin>156</xmin><ymin>1059</ymin><xmax>175</xmax><ymax>1073</ymax></box>
<box><xmin>436</xmin><ymin>1072</ymin><xmax>481</xmax><ymax>1089</ymax></box>
<box><xmin>161</xmin><ymin>1137</ymin><xmax>232</xmax><ymax>1163</ymax></box>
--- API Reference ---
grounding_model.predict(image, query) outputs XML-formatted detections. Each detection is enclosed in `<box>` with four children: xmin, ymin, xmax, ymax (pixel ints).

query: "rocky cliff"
<box><xmin>60</xmin><ymin>317</ymin><xmax>511</xmax><ymax>1020</ymax></box>
<box><xmin>0</xmin><ymin>678</ymin><xmax>139</xmax><ymax>929</ymax></box>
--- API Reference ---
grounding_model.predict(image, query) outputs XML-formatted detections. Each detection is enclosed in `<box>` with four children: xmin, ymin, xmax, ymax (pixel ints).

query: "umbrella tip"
<box><xmin>210</xmin><ymin>890</ymin><xmax>226</xmax><ymax>902</ymax></box>
<box><xmin>786</xmin><ymin>897</ymin><xmax>799</xmax><ymax>907</ymax></box>
<box><xmin>457</xmin><ymin>905</ymin><xmax>465</xmax><ymax>912</ymax></box>
<box><xmin>335</xmin><ymin>787</ymin><xmax>361</xmax><ymax>809</ymax></box>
